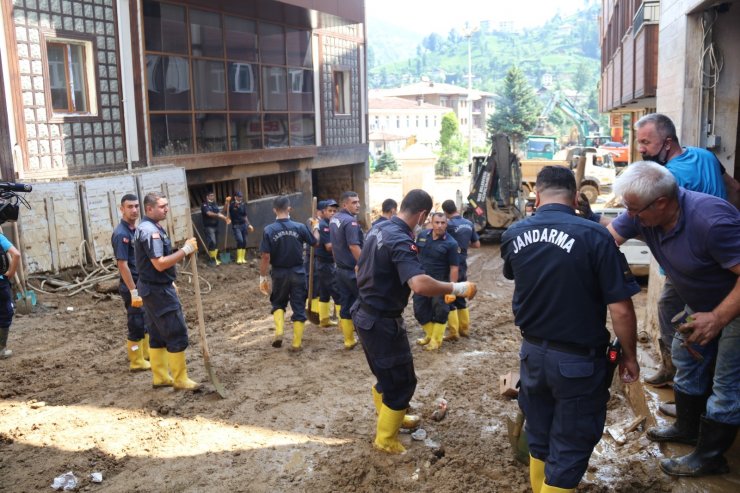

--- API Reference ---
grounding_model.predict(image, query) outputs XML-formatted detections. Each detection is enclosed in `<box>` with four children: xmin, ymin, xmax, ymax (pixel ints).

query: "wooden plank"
<box><xmin>108</xmin><ymin>191</ymin><xmax>119</xmax><ymax>229</ymax></box>
<box><xmin>78</xmin><ymin>183</ymin><xmax>98</xmax><ymax>265</ymax></box>
<box><xmin>82</xmin><ymin>175</ymin><xmax>137</xmax><ymax>261</ymax></box>
<box><xmin>45</xmin><ymin>197</ymin><xmax>59</xmax><ymax>274</ymax></box>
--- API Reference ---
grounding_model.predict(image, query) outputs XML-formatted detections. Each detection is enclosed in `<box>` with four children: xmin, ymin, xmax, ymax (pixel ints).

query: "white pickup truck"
<box><xmin>600</xmin><ymin>208</ymin><xmax>652</xmax><ymax>277</ymax></box>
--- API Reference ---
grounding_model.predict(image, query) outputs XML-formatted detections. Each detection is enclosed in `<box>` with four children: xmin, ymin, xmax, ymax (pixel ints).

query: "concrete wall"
<box><xmin>657</xmin><ymin>0</ymin><xmax>739</xmax><ymax>176</ymax></box>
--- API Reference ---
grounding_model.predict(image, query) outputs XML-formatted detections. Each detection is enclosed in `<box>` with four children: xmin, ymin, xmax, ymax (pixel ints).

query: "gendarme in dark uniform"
<box><xmin>260</xmin><ymin>205</ymin><xmax>318</xmax><ymax>350</ymax></box>
<box><xmin>135</xmin><ymin>218</ymin><xmax>187</xmax><ymax>353</ymax></box>
<box><xmin>350</xmin><ymin>189</ymin><xmax>477</xmax><ymax>455</ymax></box>
<box><xmin>316</xmin><ymin>206</ymin><xmax>340</xmax><ymax>319</ymax></box>
<box><xmin>500</xmin><ymin>167</ymin><xmax>640</xmax><ymax>491</ymax></box>
<box><xmin>112</xmin><ymin>218</ymin><xmax>148</xmax><ymax>349</ymax></box>
<box><xmin>201</xmin><ymin>199</ymin><xmax>221</xmax><ymax>251</ymax></box>
<box><xmin>412</xmin><ymin>227</ymin><xmax>459</xmax><ymax>341</ymax></box>
<box><xmin>330</xmin><ymin>207</ymin><xmax>364</xmax><ymax>320</ymax></box>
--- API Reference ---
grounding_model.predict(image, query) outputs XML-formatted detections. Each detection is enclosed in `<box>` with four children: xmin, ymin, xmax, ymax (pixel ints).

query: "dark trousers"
<box><xmin>518</xmin><ymin>340</ymin><xmax>609</xmax><ymax>489</ymax></box>
<box><xmin>317</xmin><ymin>261</ymin><xmax>339</xmax><ymax>303</ymax></box>
<box><xmin>270</xmin><ymin>270</ymin><xmax>307</xmax><ymax>322</ymax></box>
<box><xmin>119</xmin><ymin>282</ymin><xmax>148</xmax><ymax>341</ymax></box>
<box><xmin>231</xmin><ymin>223</ymin><xmax>248</xmax><ymax>248</ymax></box>
<box><xmin>0</xmin><ymin>278</ymin><xmax>13</xmax><ymax>329</ymax></box>
<box><xmin>336</xmin><ymin>267</ymin><xmax>358</xmax><ymax>319</ymax></box>
<box><xmin>412</xmin><ymin>294</ymin><xmax>450</xmax><ymax>324</ymax></box>
<box><xmin>139</xmin><ymin>283</ymin><xmax>189</xmax><ymax>353</ymax></box>
<box><xmin>453</xmin><ymin>260</ymin><xmax>469</xmax><ymax>309</ymax></box>
<box><xmin>352</xmin><ymin>304</ymin><xmax>417</xmax><ymax>411</ymax></box>
<box><xmin>303</xmin><ymin>256</ymin><xmax>319</xmax><ymax>296</ymax></box>
<box><xmin>204</xmin><ymin>225</ymin><xmax>218</xmax><ymax>250</ymax></box>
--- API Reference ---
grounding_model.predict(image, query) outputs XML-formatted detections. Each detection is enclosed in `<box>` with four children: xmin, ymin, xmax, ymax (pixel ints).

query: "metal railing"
<box><xmin>633</xmin><ymin>1</ymin><xmax>660</xmax><ymax>35</ymax></box>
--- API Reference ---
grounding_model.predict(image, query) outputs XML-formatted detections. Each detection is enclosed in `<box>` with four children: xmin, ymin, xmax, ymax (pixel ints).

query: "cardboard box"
<box><xmin>500</xmin><ymin>371</ymin><xmax>520</xmax><ymax>398</ymax></box>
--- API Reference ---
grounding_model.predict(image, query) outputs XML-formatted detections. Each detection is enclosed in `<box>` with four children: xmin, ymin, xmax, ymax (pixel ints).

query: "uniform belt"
<box><xmin>523</xmin><ymin>334</ymin><xmax>605</xmax><ymax>357</ymax></box>
<box><xmin>337</xmin><ymin>264</ymin><xmax>355</xmax><ymax>270</ymax></box>
<box><xmin>360</xmin><ymin>302</ymin><xmax>402</xmax><ymax>319</ymax></box>
<box><xmin>316</xmin><ymin>256</ymin><xmax>334</xmax><ymax>263</ymax></box>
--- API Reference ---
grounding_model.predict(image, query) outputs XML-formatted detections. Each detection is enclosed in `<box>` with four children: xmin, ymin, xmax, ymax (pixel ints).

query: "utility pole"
<box><xmin>462</xmin><ymin>22</ymin><xmax>478</xmax><ymax>174</ymax></box>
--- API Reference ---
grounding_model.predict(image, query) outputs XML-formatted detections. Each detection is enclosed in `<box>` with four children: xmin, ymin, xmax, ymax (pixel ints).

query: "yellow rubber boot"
<box><xmin>208</xmin><ymin>249</ymin><xmax>221</xmax><ymax>266</ymax></box>
<box><xmin>371</xmin><ymin>386</ymin><xmax>420</xmax><ymax>429</ymax></box>
<box><xmin>424</xmin><ymin>323</ymin><xmax>446</xmax><ymax>351</ymax></box>
<box><xmin>310</xmin><ymin>297</ymin><xmax>319</xmax><ymax>313</ymax></box>
<box><xmin>335</xmin><ymin>305</ymin><xmax>341</xmax><ymax>320</ymax></box>
<box><xmin>168</xmin><ymin>351</ymin><xmax>200</xmax><ymax>391</ymax></box>
<box><xmin>149</xmin><ymin>347</ymin><xmax>174</xmax><ymax>388</ymax></box>
<box><xmin>272</xmin><ymin>309</ymin><xmax>285</xmax><ymax>348</ymax></box>
<box><xmin>445</xmin><ymin>310</ymin><xmax>460</xmax><ymax>341</ymax></box>
<box><xmin>416</xmin><ymin>322</ymin><xmax>433</xmax><ymax>346</ymax></box>
<box><xmin>458</xmin><ymin>307</ymin><xmax>471</xmax><ymax>337</ymax></box>
<box><xmin>319</xmin><ymin>302</ymin><xmax>337</xmax><ymax>327</ymax></box>
<box><xmin>127</xmin><ymin>340</ymin><xmax>151</xmax><ymax>371</ymax></box>
<box><xmin>374</xmin><ymin>404</ymin><xmax>407</xmax><ymax>454</ymax></box>
<box><xmin>541</xmin><ymin>484</ymin><xmax>574</xmax><ymax>493</ymax></box>
<box><xmin>291</xmin><ymin>321</ymin><xmax>305</xmax><ymax>352</ymax></box>
<box><xmin>142</xmin><ymin>333</ymin><xmax>150</xmax><ymax>361</ymax></box>
<box><xmin>529</xmin><ymin>455</ymin><xmax>546</xmax><ymax>493</ymax></box>
<box><xmin>239</xmin><ymin>249</ymin><xmax>247</xmax><ymax>264</ymax></box>
<box><xmin>341</xmin><ymin>318</ymin><xmax>358</xmax><ymax>350</ymax></box>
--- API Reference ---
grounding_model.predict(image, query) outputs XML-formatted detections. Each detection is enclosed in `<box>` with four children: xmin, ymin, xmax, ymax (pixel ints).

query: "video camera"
<box><xmin>0</xmin><ymin>181</ymin><xmax>32</xmax><ymax>225</ymax></box>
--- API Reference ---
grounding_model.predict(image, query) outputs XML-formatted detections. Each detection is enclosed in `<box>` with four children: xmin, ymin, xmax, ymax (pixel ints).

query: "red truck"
<box><xmin>599</xmin><ymin>141</ymin><xmax>629</xmax><ymax>167</ymax></box>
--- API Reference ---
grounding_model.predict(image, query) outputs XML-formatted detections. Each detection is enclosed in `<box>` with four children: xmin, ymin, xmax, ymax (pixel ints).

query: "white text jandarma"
<box><xmin>511</xmin><ymin>228</ymin><xmax>575</xmax><ymax>254</ymax></box>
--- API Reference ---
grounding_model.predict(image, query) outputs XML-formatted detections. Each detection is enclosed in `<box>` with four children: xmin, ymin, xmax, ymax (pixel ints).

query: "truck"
<box><xmin>519</xmin><ymin>147</ymin><xmax>616</xmax><ymax>204</ymax></box>
<box><xmin>525</xmin><ymin>135</ymin><xmax>558</xmax><ymax>159</ymax></box>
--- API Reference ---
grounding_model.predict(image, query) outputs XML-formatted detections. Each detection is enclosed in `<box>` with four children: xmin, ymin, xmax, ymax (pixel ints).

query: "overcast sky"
<box><xmin>366</xmin><ymin>0</ymin><xmax>592</xmax><ymax>34</ymax></box>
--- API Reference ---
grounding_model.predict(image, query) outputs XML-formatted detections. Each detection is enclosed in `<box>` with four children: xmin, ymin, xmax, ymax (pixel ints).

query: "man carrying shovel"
<box><xmin>0</xmin><ymin>232</ymin><xmax>21</xmax><ymax>358</ymax></box>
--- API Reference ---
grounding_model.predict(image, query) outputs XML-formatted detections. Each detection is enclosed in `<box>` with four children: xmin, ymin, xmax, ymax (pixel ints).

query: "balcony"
<box><xmin>633</xmin><ymin>1</ymin><xmax>660</xmax><ymax>36</ymax></box>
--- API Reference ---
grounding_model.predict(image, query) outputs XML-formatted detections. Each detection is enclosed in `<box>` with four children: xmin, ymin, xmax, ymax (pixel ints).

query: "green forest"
<box><xmin>367</xmin><ymin>3</ymin><xmax>603</xmax><ymax>128</ymax></box>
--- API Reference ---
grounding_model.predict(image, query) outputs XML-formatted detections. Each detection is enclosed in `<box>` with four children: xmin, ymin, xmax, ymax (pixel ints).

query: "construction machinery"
<box><xmin>465</xmin><ymin>134</ymin><xmax>526</xmax><ymax>239</ymax></box>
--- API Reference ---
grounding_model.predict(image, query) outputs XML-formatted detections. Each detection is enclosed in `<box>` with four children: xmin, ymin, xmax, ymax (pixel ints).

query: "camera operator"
<box><xmin>0</xmin><ymin>232</ymin><xmax>21</xmax><ymax>358</ymax></box>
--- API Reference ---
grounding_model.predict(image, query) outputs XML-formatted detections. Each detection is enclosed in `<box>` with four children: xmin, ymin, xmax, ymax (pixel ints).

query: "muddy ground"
<box><xmin>0</xmin><ymin>177</ymin><xmax>736</xmax><ymax>492</ymax></box>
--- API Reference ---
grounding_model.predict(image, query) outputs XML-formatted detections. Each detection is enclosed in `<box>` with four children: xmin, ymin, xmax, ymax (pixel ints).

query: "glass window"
<box><xmin>263</xmin><ymin>113</ymin><xmax>289</xmax><ymax>148</ymax></box>
<box><xmin>150</xmin><ymin>114</ymin><xmax>192</xmax><ymax>156</ymax></box>
<box><xmin>190</xmin><ymin>9</ymin><xmax>222</xmax><ymax>58</ymax></box>
<box><xmin>224</xmin><ymin>16</ymin><xmax>257</xmax><ymax>61</ymax></box>
<box><xmin>47</xmin><ymin>42</ymin><xmax>89</xmax><ymax>113</ymax></box>
<box><xmin>259</xmin><ymin>22</ymin><xmax>285</xmax><ymax>66</ymax></box>
<box><xmin>286</xmin><ymin>28</ymin><xmax>311</xmax><ymax>68</ymax></box>
<box><xmin>333</xmin><ymin>70</ymin><xmax>350</xmax><ymax>115</ymax></box>
<box><xmin>192</xmin><ymin>60</ymin><xmax>226</xmax><ymax>110</ymax></box>
<box><xmin>143</xmin><ymin>0</ymin><xmax>187</xmax><ymax>54</ymax></box>
<box><xmin>228</xmin><ymin>62</ymin><xmax>260</xmax><ymax>111</ymax></box>
<box><xmin>195</xmin><ymin>113</ymin><xmax>227</xmax><ymax>153</ymax></box>
<box><xmin>288</xmin><ymin>69</ymin><xmax>313</xmax><ymax>112</ymax></box>
<box><xmin>230</xmin><ymin>114</ymin><xmax>262</xmax><ymax>150</ymax></box>
<box><xmin>262</xmin><ymin>66</ymin><xmax>287</xmax><ymax>111</ymax></box>
<box><xmin>290</xmin><ymin>114</ymin><xmax>315</xmax><ymax>146</ymax></box>
<box><xmin>146</xmin><ymin>55</ymin><xmax>191</xmax><ymax>111</ymax></box>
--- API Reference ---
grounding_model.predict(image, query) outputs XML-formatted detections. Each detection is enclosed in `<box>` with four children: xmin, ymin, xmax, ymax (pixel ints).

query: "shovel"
<box><xmin>505</xmin><ymin>410</ymin><xmax>530</xmax><ymax>465</ymax></box>
<box><xmin>14</xmin><ymin>273</ymin><xmax>35</xmax><ymax>314</ymax></box>
<box><xmin>306</xmin><ymin>196</ymin><xmax>320</xmax><ymax>325</ymax></box>
<box><xmin>219</xmin><ymin>197</ymin><xmax>232</xmax><ymax>265</ymax></box>
<box><xmin>188</xmin><ymin>241</ymin><xmax>227</xmax><ymax>398</ymax></box>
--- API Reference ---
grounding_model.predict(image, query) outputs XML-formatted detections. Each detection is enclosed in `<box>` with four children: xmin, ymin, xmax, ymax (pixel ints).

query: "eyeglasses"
<box><xmin>623</xmin><ymin>196</ymin><xmax>661</xmax><ymax>215</ymax></box>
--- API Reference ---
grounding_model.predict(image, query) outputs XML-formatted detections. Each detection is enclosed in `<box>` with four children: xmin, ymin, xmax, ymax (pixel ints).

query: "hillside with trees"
<box><xmin>367</xmin><ymin>2</ymin><xmax>604</xmax><ymax>136</ymax></box>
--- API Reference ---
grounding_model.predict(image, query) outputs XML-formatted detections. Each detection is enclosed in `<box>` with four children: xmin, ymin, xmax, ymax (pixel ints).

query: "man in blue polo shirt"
<box><xmin>259</xmin><ymin>195</ymin><xmax>319</xmax><ymax>351</ymax></box>
<box><xmin>632</xmin><ymin>113</ymin><xmax>739</xmax><ymax>388</ymax></box>
<box><xmin>413</xmin><ymin>212</ymin><xmax>459</xmax><ymax>351</ymax></box>
<box><xmin>502</xmin><ymin>166</ymin><xmax>640</xmax><ymax>493</ymax></box>
<box><xmin>330</xmin><ymin>191</ymin><xmax>363</xmax><ymax>350</ymax></box>
<box><xmin>352</xmin><ymin>189</ymin><xmax>477</xmax><ymax>455</ymax></box>
<box><xmin>609</xmin><ymin>161</ymin><xmax>740</xmax><ymax>477</ymax></box>
<box><xmin>442</xmin><ymin>199</ymin><xmax>480</xmax><ymax>339</ymax></box>
<box><xmin>112</xmin><ymin>193</ymin><xmax>150</xmax><ymax>372</ymax></box>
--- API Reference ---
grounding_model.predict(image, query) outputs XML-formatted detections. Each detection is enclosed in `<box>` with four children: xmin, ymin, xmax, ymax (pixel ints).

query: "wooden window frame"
<box><xmin>332</xmin><ymin>67</ymin><xmax>351</xmax><ymax>117</ymax></box>
<box><xmin>41</xmin><ymin>30</ymin><xmax>101</xmax><ymax>123</ymax></box>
